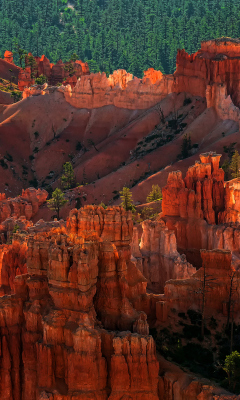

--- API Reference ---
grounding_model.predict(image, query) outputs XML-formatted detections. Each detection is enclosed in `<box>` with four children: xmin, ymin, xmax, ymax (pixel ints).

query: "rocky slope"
<box><xmin>0</xmin><ymin>39</ymin><xmax>239</xmax><ymax>210</ymax></box>
<box><xmin>0</xmin><ymin>205</ymin><xmax>237</xmax><ymax>399</ymax></box>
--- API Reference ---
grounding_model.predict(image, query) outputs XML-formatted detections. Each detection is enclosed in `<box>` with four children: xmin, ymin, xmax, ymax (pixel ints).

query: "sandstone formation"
<box><xmin>0</xmin><ymin>239</ymin><xmax>27</xmax><ymax>294</ymax></box>
<box><xmin>58</xmin><ymin>69</ymin><xmax>174</xmax><ymax>109</ymax></box>
<box><xmin>0</xmin><ymin>199</ymin><xmax>237</xmax><ymax>399</ymax></box>
<box><xmin>132</xmin><ymin>220</ymin><xmax>196</xmax><ymax>293</ymax></box>
<box><xmin>0</xmin><ymin>188</ymin><xmax>48</xmax><ymax>225</ymax></box>
<box><xmin>4</xmin><ymin>50</ymin><xmax>14</xmax><ymax>64</ymax></box>
<box><xmin>161</xmin><ymin>152</ymin><xmax>240</xmax><ymax>265</ymax></box>
<box><xmin>18</xmin><ymin>38</ymin><xmax>240</xmax><ymax>121</ymax></box>
<box><xmin>158</xmin><ymin>354</ymin><xmax>240</xmax><ymax>400</ymax></box>
<box><xmin>0</xmin><ymin>205</ymin><xmax>160</xmax><ymax>400</ymax></box>
<box><xmin>159</xmin><ymin>248</ymin><xmax>240</xmax><ymax>325</ymax></box>
<box><xmin>18</xmin><ymin>52</ymin><xmax>90</xmax><ymax>90</ymax></box>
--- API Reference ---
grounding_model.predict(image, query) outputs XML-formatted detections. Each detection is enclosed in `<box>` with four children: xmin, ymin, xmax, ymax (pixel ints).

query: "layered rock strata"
<box><xmin>18</xmin><ymin>52</ymin><xmax>90</xmax><ymax>90</ymax></box>
<box><xmin>161</xmin><ymin>152</ymin><xmax>240</xmax><ymax>265</ymax></box>
<box><xmin>132</xmin><ymin>220</ymin><xmax>196</xmax><ymax>293</ymax></box>
<box><xmin>0</xmin><ymin>206</ymin><xmax>160</xmax><ymax>399</ymax></box>
<box><xmin>159</xmin><ymin>249</ymin><xmax>240</xmax><ymax>325</ymax></box>
<box><xmin>0</xmin><ymin>188</ymin><xmax>47</xmax><ymax>225</ymax></box>
<box><xmin>18</xmin><ymin>38</ymin><xmax>240</xmax><ymax>121</ymax></box>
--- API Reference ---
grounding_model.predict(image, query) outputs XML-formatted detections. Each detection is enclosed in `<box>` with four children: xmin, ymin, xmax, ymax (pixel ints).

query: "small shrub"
<box><xmin>209</xmin><ymin>316</ymin><xmax>218</xmax><ymax>330</ymax></box>
<box><xmin>183</xmin><ymin>98</ymin><xmax>192</xmax><ymax>106</ymax></box>
<box><xmin>168</xmin><ymin>119</ymin><xmax>178</xmax><ymax>128</ymax></box>
<box><xmin>4</xmin><ymin>152</ymin><xmax>13</xmax><ymax>162</ymax></box>
<box><xmin>180</xmin><ymin>122</ymin><xmax>187</xmax><ymax>128</ymax></box>
<box><xmin>29</xmin><ymin>155</ymin><xmax>34</xmax><ymax>161</ymax></box>
<box><xmin>0</xmin><ymin>159</ymin><xmax>8</xmax><ymax>169</ymax></box>
<box><xmin>187</xmin><ymin>309</ymin><xmax>201</xmax><ymax>325</ymax></box>
<box><xmin>34</xmin><ymin>131</ymin><xmax>39</xmax><ymax>138</ymax></box>
<box><xmin>99</xmin><ymin>202</ymin><xmax>107</xmax><ymax>209</ymax></box>
<box><xmin>183</xmin><ymin>324</ymin><xmax>200</xmax><ymax>339</ymax></box>
<box><xmin>75</xmin><ymin>197</ymin><xmax>82</xmax><ymax>209</ymax></box>
<box><xmin>33</xmin><ymin>147</ymin><xmax>39</xmax><ymax>153</ymax></box>
<box><xmin>12</xmin><ymin>224</ymin><xmax>20</xmax><ymax>233</ymax></box>
<box><xmin>29</xmin><ymin>178</ymin><xmax>38</xmax><ymax>188</ymax></box>
<box><xmin>183</xmin><ymin>343</ymin><xmax>214</xmax><ymax>364</ymax></box>
<box><xmin>35</xmin><ymin>74</ymin><xmax>47</xmax><ymax>85</ymax></box>
<box><xmin>178</xmin><ymin>312</ymin><xmax>187</xmax><ymax>320</ymax></box>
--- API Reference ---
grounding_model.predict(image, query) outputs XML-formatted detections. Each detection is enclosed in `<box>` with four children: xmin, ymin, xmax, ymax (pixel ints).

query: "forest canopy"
<box><xmin>0</xmin><ymin>0</ymin><xmax>239</xmax><ymax>77</ymax></box>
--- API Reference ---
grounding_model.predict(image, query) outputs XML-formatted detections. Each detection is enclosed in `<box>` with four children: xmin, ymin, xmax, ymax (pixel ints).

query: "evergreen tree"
<box><xmin>146</xmin><ymin>184</ymin><xmax>162</xmax><ymax>202</ymax></box>
<box><xmin>13</xmin><ymin>41</ymin><xmax>27</xmax><ymax>68</ymax></box>
<box><xmin>221</xmin><ymin>159</ymin><xmax>230</xmax><ymax>181</ymax></box>
<box><xmin>61</xmin><ymin>161</ymin><xmax>75</xmax><ymax>189</ymax></box>
<box><xmin>2</xmin><ymin>0</ymin><xmax>240</xmax><ymax>77</ymax></box>
<box><xmin>47</xmin><ymin>188</ymin><xmax>67</xmax><ymax>219</ymax></box>
<box><xmin>230</xmin><ymin>150</ymin><xmax>240</xmax><ymax>179</ymax></box>
<box><xmin>35</xmin><ymin>74</ymin><xmax>48</xmax><ymax>84</ymax></box>
<box><xmin>223</xmin><ymin>351</ymin><xmax>240</xmax><ymax>390</ymax></box>
<box><xmin>181</xmin><ymin>134</ymin><xmax>192</xmax><ymax>159</ymax></box>
<box><xmin>25</xmin><ymin>54</ymin><xmax>38</xmax><ymax>78</ymax></box>
<box><xmin>120</xmin><ymin>187</ymin><xmax>136</xmax><ymax>212</ymax></box>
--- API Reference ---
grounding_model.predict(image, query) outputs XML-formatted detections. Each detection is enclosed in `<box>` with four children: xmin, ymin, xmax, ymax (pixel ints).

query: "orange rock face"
<box><xmin>0</xmin><ymin>239</ymin><xmax>27</xmax><ymax>294</ymax></box>
<box><xmin>160</xmin><ymin>248</ymin><xmax>240</xmax><ymax>324</ymax></box>
<box><xmin>0</xmin><ymin>206</ymin><xmax>159</xmax><ymax>400</ymax></box>
<box><xmin>162</xmin><ymin>152</ymin><xmax>225</xmax><ymax>225</ymax></box>
<box><xmin>0</xmin><ymin>188</ymin><xmax>47</xmax><ymax>224</ymax></box>
<box><xmin>132</xmin><ymin>220</ymin><xmax>196</xmax><ymax>293</ymax></box>
<box><xmin>58</xmin><ymin>69</ymin><xmax>173</xmax><ymax>109</ymax></box>
<box><xmin>18</xmin><ymin>52</ymin><xmax>90</xmax><ymax>90</ymax></box>
<box><xmin>4</xmin><ymin>50</ymin><xmax>14</xmax><ymax>64</ymax></box>
<box><xmin>160</xmin><ymin>152</ymin><xmax>240</xmax><ymax>267</ymax></box>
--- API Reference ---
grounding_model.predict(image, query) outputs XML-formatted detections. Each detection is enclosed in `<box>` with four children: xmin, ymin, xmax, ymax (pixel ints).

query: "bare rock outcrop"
<box><xmin>132</xmin><ymin>220</ymin><xmax>196</xmax><ymax>293</ymax></box>
<box><xmin>159</xmin><ymin>249</ymin><xmax>240</xmax><ymax>324</ymax></box>
<box><xmin>0</xmin><ymin>206</ymin><xmax>160</xmax><ymax>399</ymax></box>
<box><xmin>0</xmin><ymin>188</ymin><xmax>47</xmax><ymax>224</ymax></box>
<box><xmin>161</xmin><ymin>152</ymin><xmax>240</xmax><ymax>266</ymax></box>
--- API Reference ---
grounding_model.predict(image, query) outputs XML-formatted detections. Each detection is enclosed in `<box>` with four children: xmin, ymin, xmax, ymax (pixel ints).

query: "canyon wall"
<box><xmin>132</xmin><ymin>220</ymin><xmax>196</xmax><ymax>293</ymax></box>
<box><xmin>0</xmin><ymin>188</ymin><xmax>48</xmax><ymax>225</ymax></box>
<box><xmin>18</xmin><ymin>52</ymin><xmax>90</xmax><ymax>90</ymax></box>
<box><xmin>19</xmin><ymin>38</ymin><xmax>240</xmax><ymax>120</ymax></box>
<box><xmin>0</xmin><ymin>206</ymin><xmax>160</xmax><ymax>400</ymax></box>
<box><xmin>161</xmin><ymin>152</ymin><xmax>240</xmax><ymax>266</ymax></box>
<box><xmin>0</xmin><ymin>205</ymin><xmax>237</xmax><ymax>399</ymax></box>
<box><xmin>158</xmin><ymin>248</ymin><xmax>240</xmax><ymax>325</ymax></box>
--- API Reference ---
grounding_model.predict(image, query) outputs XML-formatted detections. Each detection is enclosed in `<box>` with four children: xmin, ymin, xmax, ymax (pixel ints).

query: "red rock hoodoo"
<box><xmin>19</xmin><ymin>38</ymin><xmax>240</xmax><ymax>119</ymax></box>
<box><xmin>160</xmin><ymin>152</ymin><xmax>240</xmax><ymax>266</ymax></box>
<box><xmin>0</xmin><ymin>206</ymin><xmax>160</xmax><ymax>400</ymax></box>
<box><xmin>18</xmin><ymin>52</ymin><xmax>90</xmax><ymax>91</ymax></box>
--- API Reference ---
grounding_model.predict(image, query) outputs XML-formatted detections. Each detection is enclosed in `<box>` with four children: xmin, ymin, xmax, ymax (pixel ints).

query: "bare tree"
<box><xmin>193</xmin><ymin>261</ymin><xmax>217</xmax><ymax>338</ymax></box>
<box><xmin>155</xmin><ymin>103</ymin><xmax>165</xmax><ymax>124</ymax></box>
<box><xmin>87</xmin><ymin>139</ymin><xmax>99</xmax><ymax>152</ymax></box>
<box><xmin>226</xmin><ymin>270</ymin><xmax>239</xmax><ymax>353</ymax></box>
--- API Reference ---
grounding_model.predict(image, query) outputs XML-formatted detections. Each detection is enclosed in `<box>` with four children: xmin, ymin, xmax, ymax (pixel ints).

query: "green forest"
<box><xmin>0</xmin><ymin>0</ymin><xmax>239</xmax><ymax>76</ymax></box>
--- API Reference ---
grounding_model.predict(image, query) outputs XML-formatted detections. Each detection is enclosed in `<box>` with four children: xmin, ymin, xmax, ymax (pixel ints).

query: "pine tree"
<box><xmin>230</xmin><ymin>150</ymin><xmax>240</xmax><ymax>179</ymax></box>
<box><xmin>47</xmin><ymin>188</ymin><xmax>67</xmax><ymax>220</ymax></box>
<box><xmin>221</xmin><ymin>159</ymin><xmax>230</xmax><ymax>181</ymax></box>
<box><xmin>223</xmin><ymin>351</ymin><xmax>240</xmax><ymax>390</ymax></box>
<box><xmin>61</xmin><ymin>162</ymin><xmax>75</xmax><ymax>189</ymax></box>
<box><xmin>146</xmin><ymin>184</ymin><xmax>162</xmax><ymax>202</ymax></box>
<box><xmin>120</xmin><ymin>187</ymin><xmax>136</xmax><ymax>212</ymax></box>
<box><xmin>25</xmin><ymin>54</ymin><xmax>38</xmax><ymax>78</ymax></box>
<box><xmin>181</xmin><ymin>134</ymin><xmax>192</xmax><ymax>159</ymax></box>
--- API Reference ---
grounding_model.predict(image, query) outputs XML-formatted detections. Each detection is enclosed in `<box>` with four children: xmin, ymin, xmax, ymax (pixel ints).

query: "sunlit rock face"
<box><xmin>0</xmin><ymin>206</ymin><xmax>159</xmax><ymax>400</ymax></box>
